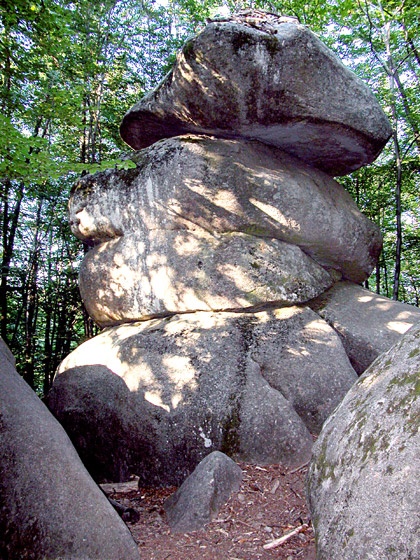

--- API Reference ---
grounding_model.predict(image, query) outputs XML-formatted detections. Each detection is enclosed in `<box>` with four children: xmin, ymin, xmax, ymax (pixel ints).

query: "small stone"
<box><xmin>164</xmin><ymin>451</ymin><xmax>242</xmax><ymax>533</ymax></box>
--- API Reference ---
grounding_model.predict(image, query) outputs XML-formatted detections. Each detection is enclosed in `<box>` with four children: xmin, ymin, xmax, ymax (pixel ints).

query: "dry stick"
<box><xmin>287</xmin><ymin>460</ymin><xmax>310</xmax><ymax>475</ymax></box>
<box><xmin>263</xmin><ymin>523</ymin><xmax>309</xmax><ymax>550</ymax></box>
<box><xmin>235</xmin><ymin>519</ymin><xmax>255</xmax><ymax>530</ymax></box>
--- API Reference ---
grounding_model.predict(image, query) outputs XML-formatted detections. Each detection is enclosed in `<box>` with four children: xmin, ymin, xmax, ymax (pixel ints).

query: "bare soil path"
<box><xmin>106</xmin><ymin>463</ymin><xmax>316</xmax><ymax>560</ymax></box>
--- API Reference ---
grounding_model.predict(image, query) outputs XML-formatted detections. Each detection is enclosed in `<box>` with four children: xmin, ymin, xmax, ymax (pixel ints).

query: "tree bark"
<box><xmin>23</xmin><ymin>198</ymin><xmax>43</xmax><ymax>388</ymax></box>
<box><xmin>0</xmin><ymin>180</ymin><xmax>24</xmax><ymax>342</ymax></box>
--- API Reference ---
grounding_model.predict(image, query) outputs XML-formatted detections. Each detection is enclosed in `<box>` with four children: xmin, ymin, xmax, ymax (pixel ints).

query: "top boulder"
<box><xmin>120</xmin><ymin>12</ymin><xmax>392</xmax><ymax>176</ymax></box>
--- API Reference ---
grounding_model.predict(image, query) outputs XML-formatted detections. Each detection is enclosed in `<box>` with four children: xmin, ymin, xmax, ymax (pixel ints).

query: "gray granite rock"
<box><xmin>79</xmin><ymin>229</ymin><xmax>333</xmax><ymax>327</ymax></box>
<box><xmin>120</xmin><ymin>15</ymin><xmax>391</xmax><ymax>175</ymax></box>
<box><xmin>71</xmin><ymin>136</ymin><xmax>382</xmax><ymax>290</ymax></box>
<box><xmin>48</xmin><ymin>307</ymin><xmax>356</xmax><ymax>485</ymax></box>
<box><xmin>252</xmin><ymin>306</ymin><xmax>357</xmax><ymax>432</ymax></box>
<box><xmin>164</xmin><ymin>451</ymin><xmax>242</xmax><ymax>532</ymax></box>
<box><xmin>0</xmin><ymin>338</ymin><xmax>140</xmax><ymax>560</ymax></box>
<box><xmin>307</xmin><ymin>320</ymin><xmax>420</xmax><ymax>560</ymax></box>
<box><xmin>309</xmin><ymin>281</ymin><xmax>420</xmax><ymax>374</ymax></box>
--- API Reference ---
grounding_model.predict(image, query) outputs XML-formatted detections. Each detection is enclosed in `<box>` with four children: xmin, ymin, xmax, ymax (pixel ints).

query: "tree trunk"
<box><xmin>380</xmin><ymin>19</ymin><xmax>403</xmax><ymax>301</ymax></box>
<box><xmin>0</xmin><ymin>180</ymin><xmax>24</xmax><ymax>342</ymax></box>
<box><xmin>376</xmin><ymin>262</ymin><xmax>381</xmax><ymax>294</ymax></box>
<box><xmin>392</xmin><ymin>130</ymin><xmax>402</xmax><ymax>301</ymax></box>
<box><xmin>23</xmin><ymin>198</ymin><xmax>43</xmax><ymax>388</ymax></box>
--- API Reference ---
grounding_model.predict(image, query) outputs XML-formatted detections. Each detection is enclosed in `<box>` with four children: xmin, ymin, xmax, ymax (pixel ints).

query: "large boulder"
<box><xmin>47</xmin><ymin>307</ymin><xmax>357</xmax><ymax>486</ymax></box>
<box><xmin>119</xmin><ymin>14</ymin><xmax>392</xmax><ymax>175</ymax></box>
<box><xmin>307</xmin><ymin>319</ymin><xmax>420</xmax><ymax>560</ymax></box>
<box><xmin>309</xmin><ymin>280</ymin><xmax>420</xmax><ymax>373</ymax></box>
<box><xmin>0</xmin><ymin>338</ymin><xmax>140</xmax><ymax>560</ymax></box>
<box><xmin>79</xmin><ymin>229</ymin><xmax>332</xmax><ymax>327</ymax></box>
<box><xmin>71</xmin><ymin>136</ymin><xmax>382</xmax><ymax>291</ymax></box>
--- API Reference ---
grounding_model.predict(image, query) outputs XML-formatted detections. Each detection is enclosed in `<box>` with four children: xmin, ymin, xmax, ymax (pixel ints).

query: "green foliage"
<box><xmin>0</xmin><ymin>0</ymin><xmax>190</xmax><ymax>393</ymax></box>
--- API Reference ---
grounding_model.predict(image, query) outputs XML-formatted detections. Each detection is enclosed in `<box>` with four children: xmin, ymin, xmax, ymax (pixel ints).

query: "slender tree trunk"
<box><xmin>380</xmin><ymin>19</ymin><xmax>403</xmax><ymax>300</ymax></box>
<box><xmin>393</xmin><ymin>71</ymin><xmax>420</xmax><ymax>152</ymax></box>
<box><xmin>383</xmin><ymin>256</ymin><xmax>389</xmax><ymax>297</ymax></box>
<box><xmin>23</xmin><ymin>198</ymin><xmax>43</xmax><ymax>388</ymax></box>
<box><xmin>392</xmin><ymin>131</ymin><xmax>402</xmax><ymax>301</ymax></box>
<box><xmin>0</xmin><ymin>181</ymin><xmax>24</xmax><ymax>342</ymax></box>
<box><xmin>43</xmin><ymin>229</ymin><xmax>54</xmax><ymax>395</ymax></box>
<box><xmin>81</xmin><ymin>97</ymin><xmax>88</xmax><ymax>164</ymax></box>
<box><xmin>405</xmin><ymin>30</ymin><xmax>420</xmax><ymax>70</ymax></box>
<box><xmin>376</xmin><ymin>262</ymin><xmax>381</xmax><ymax>294</ymax></box>
<box><xmin>43</xmin><ymin>304</ymin><xmax>52</xmax><ymax>394</ymax></box>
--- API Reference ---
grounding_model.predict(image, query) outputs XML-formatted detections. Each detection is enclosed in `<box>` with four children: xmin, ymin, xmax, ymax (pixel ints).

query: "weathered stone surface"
<box><xmin>164</xmin><ymin>451</ymin><xmax>242</xmax><ymax>532</ymax></box>
<box><xmin>120</xmin><ymin>15</ymin><xmax>392</xmax><ymax>175</ymax></box>
<box><xmin>0</xmin><ymin>338</ymin><xmax>140</xmax><ymax>560</ymax></box>
<box><xmin>307</xmin><ymin>320</ymin><xmax>420</xmax><ymax>560</ymax></box>
<box><xmin>252</xmin><ymin>306</ymin><xmax>357</xmax><ymax>432</ymax></box>
<box><xmin>49</xmin><ymin>310</ymin><xmax>314</xmax><ymax>485</ymax></box>
<box><xmin>47</xmin><ymin>307</ymin><xmax>357</xmax><ymax>485</ymax></box>
<box><xmin>71</xmin><ymin>136</ymin><xmax>382</xmax><ymax>287</ymax></box>
<box><xmin>309</xmin><ymin>280</ymin><xmax>420</xmax><ymax>374</ymax></box>
<box><xmin>79</xmin><ymin>229</ymin><xmax>333</xmax><ymax>327</ymax></box>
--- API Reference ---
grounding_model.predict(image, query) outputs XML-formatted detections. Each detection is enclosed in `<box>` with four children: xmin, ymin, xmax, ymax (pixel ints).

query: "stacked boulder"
<box><xmin>48</xmin><ymin>12</ymin><xmax>420</xmax><ymax>486</ymax></box>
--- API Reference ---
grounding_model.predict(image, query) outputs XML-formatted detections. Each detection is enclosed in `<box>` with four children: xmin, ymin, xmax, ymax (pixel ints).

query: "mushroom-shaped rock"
<box><xmin>120</xmin><ymin>14</ymin><xmax>392</xmax><ymax>175</ymax></box>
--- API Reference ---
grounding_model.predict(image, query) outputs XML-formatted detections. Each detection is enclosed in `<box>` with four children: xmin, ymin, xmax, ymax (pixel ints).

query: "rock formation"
<box><xmin>71</xmin><ymin>136</ymin><xmax>381</xmax><ymax>329</ymax></box>
<box><xmin>0</xmin><ymin>338</ymin><xmax>140</xmax><ymax>560</ymax></box>
<box><xmin>48</xmin><ymin>307</ymin><xmax>357</xmax><ymax>484</ymax></box>
<box><xmin>120</xmin><ymin>13</ymin><xmax>392</xmax><ymax>175</ymax></box>
<box><xmin>307</xmin><ymin>319</ymin><xmax>420</xmax><ymax>560</ymax></box>
<box><xmin>48</xmin><ymin>12</ymin><xmax>419</xmax><ymax>487</ymax></box>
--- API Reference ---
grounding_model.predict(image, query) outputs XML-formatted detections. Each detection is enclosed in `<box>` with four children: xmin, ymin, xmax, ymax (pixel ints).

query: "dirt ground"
<box><xmin>105</xmin><ymin>463</ymin><xmax>316</xmax><ymax>560</ymax></box>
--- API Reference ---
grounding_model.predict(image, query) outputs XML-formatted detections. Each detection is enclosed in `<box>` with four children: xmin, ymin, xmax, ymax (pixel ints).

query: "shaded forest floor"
<box><xmin>105</xmin><ymin>463</ymin><xmax>316</xmax><ymax>560</ymax></box>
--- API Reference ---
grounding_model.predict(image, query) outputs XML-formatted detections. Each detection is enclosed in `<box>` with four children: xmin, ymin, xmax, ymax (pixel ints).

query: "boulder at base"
<box><xmin>120</xmin><ymin>14</ymin><xmax>392</xmax><ymax>175</ymax></box>
<box><xmin>0</xmin><ymin>338</ymin><xmax>140</xmax><ymax>560</ymax></box>
<box><xmin>47</xmin><ymin>307</ymin><xmax>356</xmax><ymax>486</ymax></box>
<box><xmin>309</xmin><ymin>280</ymin><xmax>420</xmax><ymax>374</ymax></box>
<box><xmin>307</xmin><ymin>319</ymin><xmax>420</xmax><ymax>560</ymax></box>
<box><xmin>70</xmin><ymin>136</ymin><xmax>382</xmax><ymax>288</ymax></box>
<box><xmin>164</xmin><ymin>451</ymin><xmax>242</xmax><ymax>532</ymax></box>
<box><xmin>79</xmin><ymin>229</ymin><xmax>332</xmax><ymax>327</ymax></box>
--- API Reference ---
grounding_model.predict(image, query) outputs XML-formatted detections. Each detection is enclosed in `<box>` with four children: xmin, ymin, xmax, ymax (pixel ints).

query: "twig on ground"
<box><xmin>287</xmin><ymin>461</ymin><xmax>310</xmax><ymax>475</ymax></box>
<box><xmin>262</xmin><ymin>523</ymin><xmax>309</xmax><ymax>550</ymax></box>
<box><xmin>235</xmin><ymin>519</ymin><xmax>255</xmax><ymax>529</ymax></box>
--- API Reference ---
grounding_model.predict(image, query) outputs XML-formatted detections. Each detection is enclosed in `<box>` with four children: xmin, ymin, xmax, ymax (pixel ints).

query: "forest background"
<box><xmin>1</xmin><ymin>0</ymin><xmax>419</xmax><ymax>395</ymax></box>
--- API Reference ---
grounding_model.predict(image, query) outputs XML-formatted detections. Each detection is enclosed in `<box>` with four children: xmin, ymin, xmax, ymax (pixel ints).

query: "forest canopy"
<box><xmin>1</xmin><ymin>0</ymin><xmax>419</xmax><ymax>394</ymax></box>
